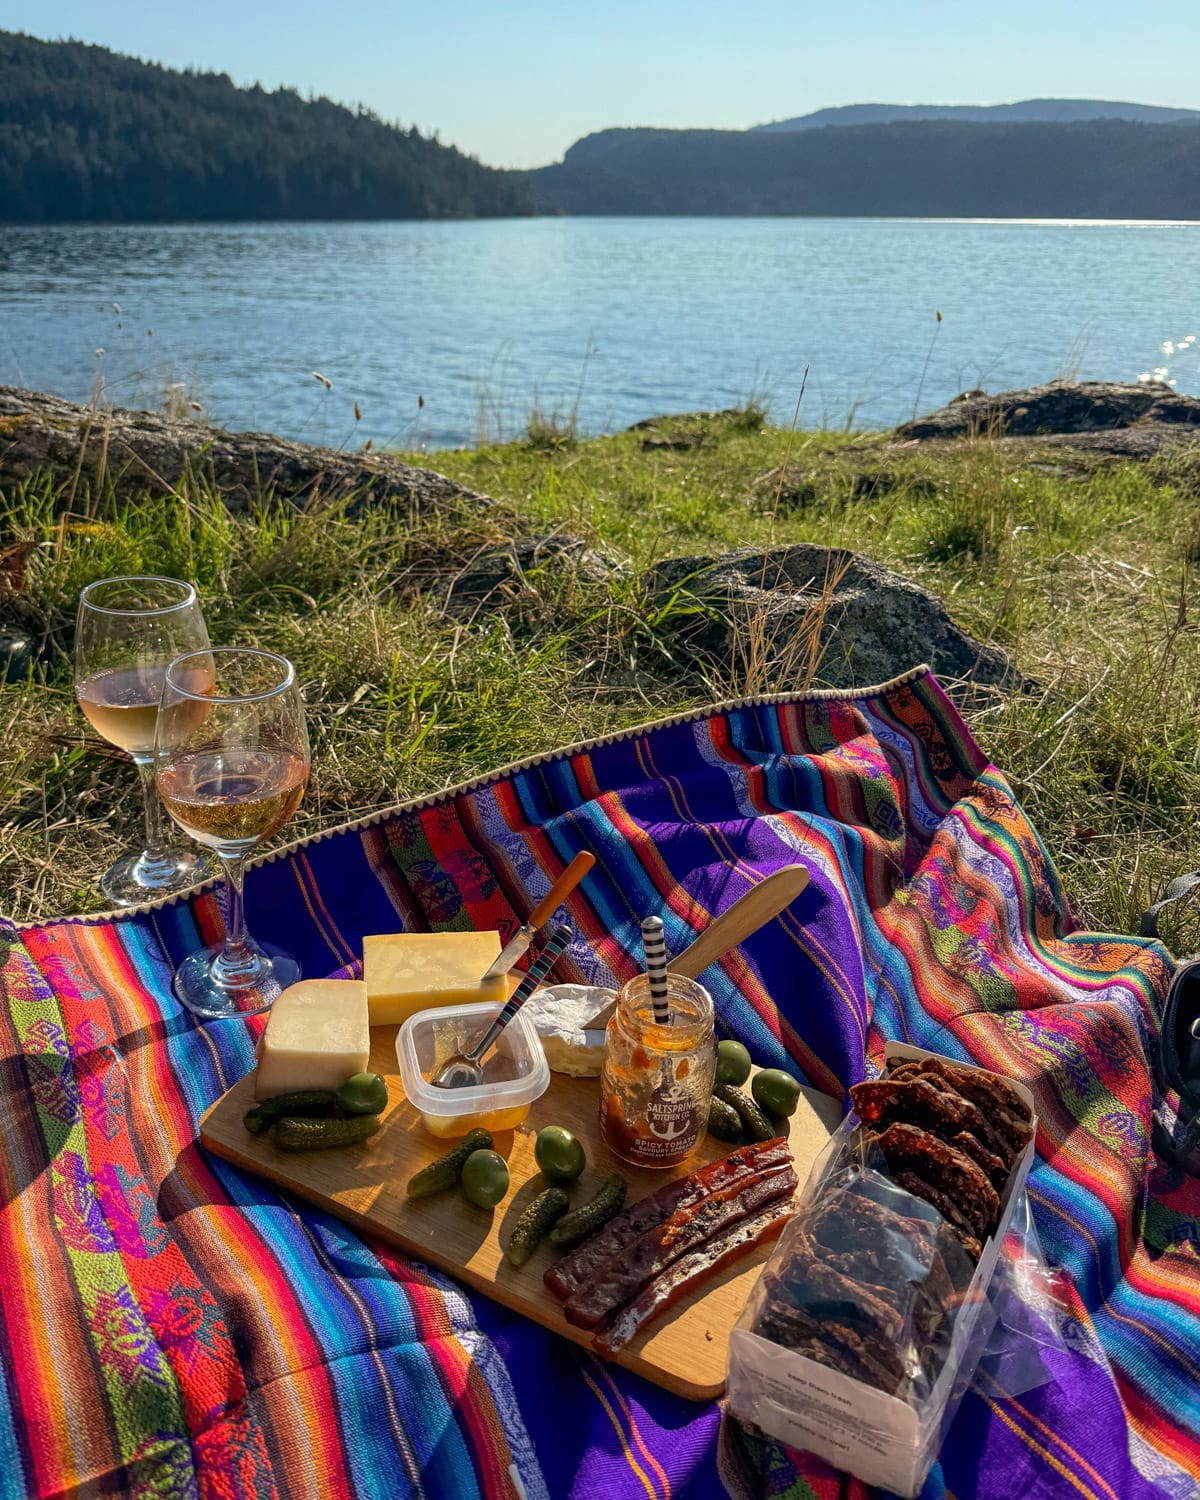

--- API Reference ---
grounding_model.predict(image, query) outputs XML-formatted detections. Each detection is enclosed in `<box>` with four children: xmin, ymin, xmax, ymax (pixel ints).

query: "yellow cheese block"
<box><xmin>363</xmin><ymin>930</ymin><xmax>509</xmax><ymax>1026</ymax></box>
<box><xmin>254</xmin><ymin>979</ymin><xmax>370</xmax><ymax>1100</ymax></box>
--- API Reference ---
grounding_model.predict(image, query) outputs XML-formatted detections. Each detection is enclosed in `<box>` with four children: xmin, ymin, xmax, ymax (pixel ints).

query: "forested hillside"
<box><xmin>0</xmin><ymin>31</ymin><xmax>534</xmax><ymax>223</ymax></box>
<box><xmin>533</xmin><ymin>119</ymin><xmax>1200</xmax><ymax>217</ymax></box>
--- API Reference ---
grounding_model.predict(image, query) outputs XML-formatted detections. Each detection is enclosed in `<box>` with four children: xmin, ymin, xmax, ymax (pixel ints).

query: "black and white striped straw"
<box><xmin>640</xmin><ymin>915</ymin><xmax>671</xmax><ymax>1025</ymax></box>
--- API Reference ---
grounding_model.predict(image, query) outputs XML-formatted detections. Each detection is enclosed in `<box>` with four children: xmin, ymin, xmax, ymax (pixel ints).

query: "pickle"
<box><xmin>548</xmin><ymin>1174</ymin><xmax>627</xmax><ymax>1249</ymax></box>
<box><xmin>505</xmin><ymin>1187</ymin><xmax>570</xmax><ymax>1267</ymax></box>
<box><xmin>243</xmin><ymin>1090</ymin><xmax>340</xmax><ymax>1136</ymax></box>
<box><xmin>405</xmin><ymin>1129</ymin><xmax>495</xmax><ymax>1198</ymax></box>
<box><xmin>714</xmin><ymin>1082</ymin><xmax>777</xmax><ymax>1143</ymax></box>
<box><xmin>706</xmin><ymin>1095</ymin><xmax>744</xmax><ymax>1143</ymax></box>
<box><xmin>274</xmin><ymin>1114</ymin><xmax>381</xmax><ymax>1151</ymax></box>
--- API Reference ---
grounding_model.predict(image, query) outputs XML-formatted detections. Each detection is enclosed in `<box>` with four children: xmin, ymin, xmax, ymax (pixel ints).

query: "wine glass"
<box><xmin>75</xmin><ymin>575</ymin><xmax>212</xmax><ymax>906</ymax></box>
<box><xmin>155</xmin><ymin>647</ymin><xmax>310</xmax><ymax>1019</ymax></box>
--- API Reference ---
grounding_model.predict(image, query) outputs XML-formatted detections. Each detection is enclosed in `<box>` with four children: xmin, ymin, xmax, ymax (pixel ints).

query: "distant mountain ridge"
<box><xmin>753</xmin><ymin>98</ymin><xmax>1200</xmax><ymax>131</ymax></box>
<box><xmin>5</xmin><ymin>32</ymin><xmax>1199</xmax><ymax>223</ymax></box>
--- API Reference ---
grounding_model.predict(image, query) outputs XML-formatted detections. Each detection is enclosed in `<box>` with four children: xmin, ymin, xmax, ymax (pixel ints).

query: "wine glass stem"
<box><xmin>135</xmin><ymin>760</ymin><xmax>170</xmax><ymax>859</ymax></box>
<box><xmin>218</xmin><ymin>855</ymin><xmax>252</xmax><ymax>971</ymax></box>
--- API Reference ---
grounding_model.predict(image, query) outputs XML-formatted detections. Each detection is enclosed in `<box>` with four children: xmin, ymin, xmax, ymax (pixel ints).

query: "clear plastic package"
<box><xmin>727</xmin><ymin>1044</ymin><xmax>1040</xmax><ymax>1498</ymax></box>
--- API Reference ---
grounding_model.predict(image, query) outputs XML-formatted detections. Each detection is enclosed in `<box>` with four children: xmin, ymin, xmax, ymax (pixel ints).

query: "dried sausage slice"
<box><xmin>564</xmin><ymin>1160</ymin><xmax>797</xmax><ymax>1330</ymax></box>
<box><xmin>545</xmin><ymin>1137</ymin><xmax>792</xmax><ymax>1301</ymax></box>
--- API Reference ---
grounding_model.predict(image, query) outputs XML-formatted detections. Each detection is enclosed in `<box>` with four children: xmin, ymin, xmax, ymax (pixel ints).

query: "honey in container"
<box><xmin>599</xmin><ymin>973</ymin><xmax>716</xmax><ymax>1168</ymax></box>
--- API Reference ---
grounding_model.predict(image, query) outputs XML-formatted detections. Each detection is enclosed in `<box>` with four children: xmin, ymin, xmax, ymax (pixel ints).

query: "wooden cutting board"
<box><xmin>199</xmin><ymin>1027</ymin><xmax>840</xmax><ymax>1400</ymax></box>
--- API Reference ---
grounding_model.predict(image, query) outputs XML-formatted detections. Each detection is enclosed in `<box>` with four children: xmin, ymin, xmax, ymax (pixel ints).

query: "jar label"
<box><xmin>642</xmin><ymin>1081</ymin><xmax>700</xmax><ymax>1159</ymax></box>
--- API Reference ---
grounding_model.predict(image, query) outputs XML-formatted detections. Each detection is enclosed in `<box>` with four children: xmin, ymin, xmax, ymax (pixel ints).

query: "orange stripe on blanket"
<box><xmin>591</xmin><ymin>1358</ymin><xmax>673</xmax><ymax>1500</ymax></box>
<box><xmin>983</xmin><ymin>1397</ymin><xmax>1106</xmax><ymax>1499</ymax></box>
<box><xmin>581</xmin><ymin>1368</ymin><xmax>660</xmax><ymax>1500</ymax></box>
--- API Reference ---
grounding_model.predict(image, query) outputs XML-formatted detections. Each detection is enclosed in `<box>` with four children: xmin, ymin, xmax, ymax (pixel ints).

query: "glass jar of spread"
<box><xmin>599</xmin><ymin>973</ymin><xmax>716</xmax><ymax>1169</ymax></box>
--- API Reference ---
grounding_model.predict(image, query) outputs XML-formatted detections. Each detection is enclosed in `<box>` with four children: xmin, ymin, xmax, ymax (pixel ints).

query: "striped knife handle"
<box><xmin>496</xmin><ymin>924</ymin><xmax>572</xmax><ymax>1028</ymax></box>
<box><xmin>641</xmin><ymin>915</ymin><xmax>671</xmax><ymax>1024</ymax></box>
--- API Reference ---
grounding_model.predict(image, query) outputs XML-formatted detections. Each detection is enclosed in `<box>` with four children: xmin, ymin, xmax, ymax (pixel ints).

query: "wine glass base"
<box><xmin>173</xmin><ymin>942</ymin><xmax>301</xmax><ymax>1020</ymax></box>
<box><xmin>100</xmin><ymin>847</ymin><xmax>210</xmax><ymax>908</ymax></box>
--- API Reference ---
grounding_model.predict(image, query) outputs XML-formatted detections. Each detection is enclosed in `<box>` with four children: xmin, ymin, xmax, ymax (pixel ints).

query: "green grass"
<box><xmin>3</xmin><ymin>412</ymin><xmax>1200</xmax><ymax>951</ymax></box>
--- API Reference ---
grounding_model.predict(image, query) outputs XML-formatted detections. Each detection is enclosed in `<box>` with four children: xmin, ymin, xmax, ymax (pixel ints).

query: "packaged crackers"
<box><xmin>727</xmin><ymin>1045</ymin><xmax>1038</xmax><ymax>1498</ymax></box>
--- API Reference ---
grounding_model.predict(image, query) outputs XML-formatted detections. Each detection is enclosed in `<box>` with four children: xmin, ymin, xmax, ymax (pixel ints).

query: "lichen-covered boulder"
<box><xmin>647</xmin><ymin>544</ymin><xmax>1015</xmax><ymax>691</ymax></box>
<box><xmin>0</xmin><ymin>385</ymin><xmax>491</xmax><ymax>514</ymax></box>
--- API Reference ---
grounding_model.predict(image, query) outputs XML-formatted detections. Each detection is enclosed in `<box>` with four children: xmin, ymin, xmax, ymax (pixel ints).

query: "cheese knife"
<box><xmin>481</xmin><ymin>850</ymin><xmax>595</xmax><ymax>982</ymax></box>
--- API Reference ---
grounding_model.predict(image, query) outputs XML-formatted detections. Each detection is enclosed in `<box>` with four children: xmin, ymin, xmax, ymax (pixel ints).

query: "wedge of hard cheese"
<box><xmin>363</xmin><ymin>930</ymin><xmax>508</xmax><ymax>1026</ymax></box>
<box><xmin>254</xmin><ymin>978</ymin><xmax>370</xmax><ymax>1100</ymax></box>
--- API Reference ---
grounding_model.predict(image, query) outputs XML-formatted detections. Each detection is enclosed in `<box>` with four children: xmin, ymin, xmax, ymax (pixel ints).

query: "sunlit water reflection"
<box><xmin>1</xmin><ymin>217</ymin><xmax>1197</xmax><ymax>448</ymax></box>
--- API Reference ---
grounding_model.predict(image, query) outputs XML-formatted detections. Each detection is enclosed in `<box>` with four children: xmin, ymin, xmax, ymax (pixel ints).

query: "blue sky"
<box><xmin>4</xmin><ymin>0</ymin><xmax>1194</xmax><ymax>167</ymax></box>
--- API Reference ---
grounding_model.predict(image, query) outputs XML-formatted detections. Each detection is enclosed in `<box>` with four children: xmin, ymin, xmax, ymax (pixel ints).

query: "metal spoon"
<box><xmin>431</xmin><ymin>924</ymin><xmax>572</xmax><ymax>1089</ymax></box>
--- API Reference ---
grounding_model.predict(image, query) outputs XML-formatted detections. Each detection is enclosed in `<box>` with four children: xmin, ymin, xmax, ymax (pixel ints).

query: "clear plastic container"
<box><xmin>396</xmin><ymin>1000</ymin><xmax>551</xmax><ymax>1139</ymax></box>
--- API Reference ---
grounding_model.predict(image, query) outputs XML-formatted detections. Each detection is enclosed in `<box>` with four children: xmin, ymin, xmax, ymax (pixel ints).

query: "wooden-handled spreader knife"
<box><xmin>585</xmin><ymin>862</ymin><xmax>811</xmax><ymax>1032</ymax></box>
<box><xmin>481</xmin><ymin>850</ymin><xmax>595</xmax><ymax>982</ymax></box>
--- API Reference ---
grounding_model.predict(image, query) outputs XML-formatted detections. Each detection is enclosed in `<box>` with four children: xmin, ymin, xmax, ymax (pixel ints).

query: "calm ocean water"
<box><xmin>1</xmin><ymin>217</ymin><xmax>1197</xmax><ymax>450</ymax></box>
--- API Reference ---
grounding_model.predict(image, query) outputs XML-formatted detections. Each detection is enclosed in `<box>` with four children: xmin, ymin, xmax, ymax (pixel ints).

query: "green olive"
<box><xmin>460</xmin><ymin>1149</ymin><xmax>510</xmax><ymax>1209</ymax></box>
<box><xmin>533</xmin><ymin>1125</ymin><xmax>586</xmax><ymax>1183</ymax></box>
<box><xmin>715</xmin><ymin>1039</ymin><xmax>752</xmax><ymax>1088</ymax></box>
<box><xmin>335</xmin><ymin>1072</ymin><xmax>388</xmax><ymax>1116</ymax></box>
<box><xmin>751</xmin><ymin>1068</ymin><xmax>803</xmax><ymax>1120</ymax></box>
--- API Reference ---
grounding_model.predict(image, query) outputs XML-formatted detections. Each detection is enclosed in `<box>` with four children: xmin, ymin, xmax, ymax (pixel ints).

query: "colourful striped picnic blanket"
<box><xmin>2</xmin><ymin>666</ymin><xmax>1197</xmax><ymax>1499</ymax></box>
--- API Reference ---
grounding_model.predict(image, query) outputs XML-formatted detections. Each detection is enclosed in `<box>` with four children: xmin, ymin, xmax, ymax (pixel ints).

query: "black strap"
<box><xmin>1140</xmin><ymin>869</ymin><xmax>1200</xmax><ymax>939</ymax></box>
<box><xmin>1139</xmin><ymin>874</ymin><xmax>1200</xmax><ymax>1174</ymax></box>
<box><xmin>1152</xmin><ymin>1114</ymin><xmax>1200</xmax><ymax>1176</ymax></box>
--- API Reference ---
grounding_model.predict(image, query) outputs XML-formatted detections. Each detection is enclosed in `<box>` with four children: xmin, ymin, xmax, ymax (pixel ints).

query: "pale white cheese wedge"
<box><xmin>523</xmin><ymin>983</ymin><xmax>614</xmax><ymax>1077</ymax></box>
<box><xmin>254</xmin><ymin>978</ymin><xmax>370</xmax><ymax>1100</ymax></box>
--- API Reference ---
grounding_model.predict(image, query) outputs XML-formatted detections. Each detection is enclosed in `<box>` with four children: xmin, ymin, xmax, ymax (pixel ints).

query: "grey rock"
<box><xmin>895</xmin><ymin>379</ymin><xmax>1200</xmax><ymax>455</ymax></box>
<box><xmin>1034</xmin><ymin>426</ymin><xmax>1200</xmax><ymax>458</ymax></box>
<box><xmin>436</xmin><ymin>535</ymin><xmax>621</xmax><ymax>618</ymax></box>
<box><xmin>0</xmin><ymin>385</ymin><xmax>492</xmax><ymax>514</ymax></box>
<box><xmin>1142</xmin><ymin>394</ymin><xmax>1200</xmax><ymax>427</ymax></box>
<box><xmin>639</xmin><ymin>432</ymin><xmax>716</xmax><ymax>452</ymax></box>
<box><xmin>0</xmin><ymin>630</ymin><xmax>33</xmax><ymax>682</ymax></box>
<box><xmin>646</xmin><ymin>544</ymin><xmax>1015</xmax><ymax>691</ymax></box>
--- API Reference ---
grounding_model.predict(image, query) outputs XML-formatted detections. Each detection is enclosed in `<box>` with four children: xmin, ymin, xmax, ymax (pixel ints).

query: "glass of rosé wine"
<box><xmin>155</xmin><ymin>646</ymin><xmax>309</xmax><ymax>1018</ymax></box>
<box><xmin>75</xmin><ymin>575</ymin><xmax>212</xmax><ymax>906</ymax></box>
